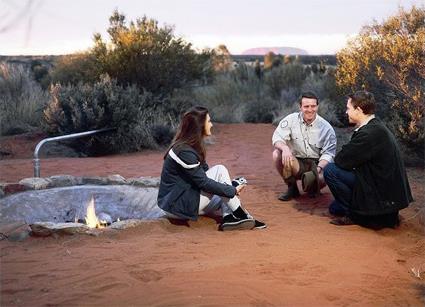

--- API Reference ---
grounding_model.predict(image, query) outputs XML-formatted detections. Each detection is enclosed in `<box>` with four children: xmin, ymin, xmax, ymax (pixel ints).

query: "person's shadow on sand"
<box><xmin>292</xmin><ymin>190</ymin><xmax>334</xmax><ymax>218</ymax></box>
<box><xmin>293</xmin><ymin>192</ymin><xmax>402</xmax><ymax>230</ymax></box>
<box><xmin>166</xmin><ymin>214</ymin><xmax>222</xmax><ymax>228</ymax></box>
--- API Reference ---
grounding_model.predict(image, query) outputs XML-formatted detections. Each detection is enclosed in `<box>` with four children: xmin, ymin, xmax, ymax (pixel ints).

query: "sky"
<box><xmin>0</xmin><ymin>0</ymin><xmax>423</xmax><ymax>55</ymax></box>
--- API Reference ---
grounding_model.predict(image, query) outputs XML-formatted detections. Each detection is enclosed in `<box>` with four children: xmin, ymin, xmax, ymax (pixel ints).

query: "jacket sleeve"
<box><xmin>173</xmin><ymin>149</ymin><xmax>237</xmax><ymax>198</ymax></box>
<box><xmin>334</xmin><ymin>129</ymin><xmax>376</xmax><ymax>170</ymax></box>
<box><xmin>202</xmin><ymin>162</ymin><xmax>209</xmax><ymax>171</ymax></box>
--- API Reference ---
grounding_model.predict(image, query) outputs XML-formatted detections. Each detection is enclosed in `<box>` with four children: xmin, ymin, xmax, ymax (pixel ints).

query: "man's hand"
<box><xmin>275</xmin><ymin>141</ymin><xmax>294</xmax><ymax>166</ymax></box>
<box><xmin>281</xmin><ymin>146</ymin><xmax>294</xmax><ymax>167</ymax></box>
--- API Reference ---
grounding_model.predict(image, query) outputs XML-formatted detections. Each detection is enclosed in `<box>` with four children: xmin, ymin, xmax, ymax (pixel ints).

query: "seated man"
<box><xmin>272</xmin><ymin>91</ymin><xmax>337</xmax><ymax>201</ymax></box>
<box><xmin>324</xmin><ymin>90</ymin><xmax>413</xmax><ymax>228</ymax></box>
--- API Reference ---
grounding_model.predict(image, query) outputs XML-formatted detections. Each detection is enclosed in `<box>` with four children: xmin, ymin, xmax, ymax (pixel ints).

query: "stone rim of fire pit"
<box><xmin>0</xmin><ymin>174</ymin><xmax>160</xmax><ymax>198</ymax></box>
<box><xmin>0</xmin><ymin>174</ymin><xmax>164</xmax><ymax>241</ymax></box>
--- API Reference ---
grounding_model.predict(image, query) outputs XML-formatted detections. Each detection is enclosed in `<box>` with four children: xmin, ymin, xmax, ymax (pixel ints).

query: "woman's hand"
<box><xmin>235</xmin><ymin>184</ymin><xmax>246</xmax><ymax>195</ymax></box>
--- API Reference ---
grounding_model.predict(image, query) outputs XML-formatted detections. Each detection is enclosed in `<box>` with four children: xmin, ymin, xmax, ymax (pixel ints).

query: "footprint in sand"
<box><xmin>322</xmin><ymin>293</ymin><xmax>340</xmax><ymax>302</ymax></box>
<box><xmin>95</xmin><ymin>282</ymin><xmax>128</xmax><ymax>292</ymax></box>
<box><xmin>1</xmin><ymin>288</ymin><xmax>32</xmax><ymax>295</ymax></box>
<box><xmin>129</xmin><ymin>269</ymin><xmax>163</xmax><ymax>282</ymax></box>
<box><xmin>256</xmin><ymin>242</ymin><xmax>271</xmax><ymax>247</ymax></box>
<box><xmin>156</xmin><ymin>241</ymin><xmax>177</xmax><ymax>248</ymax></box>
<box><xmin>1</xmin><ymin>278</ymin><xmax>18</xmax><ymax>284</ymax></box>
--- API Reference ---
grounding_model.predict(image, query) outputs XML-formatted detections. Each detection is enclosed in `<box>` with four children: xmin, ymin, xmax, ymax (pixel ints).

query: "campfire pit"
<box><xmin>0</xmin><ymin>175</ymin><xmax>166</xmax><ymax>238</ymax></box>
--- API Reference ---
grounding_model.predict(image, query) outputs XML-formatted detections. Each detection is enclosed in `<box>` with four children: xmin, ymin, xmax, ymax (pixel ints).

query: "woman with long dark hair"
<box><xmin>158</xmin><ymin>106</ymin><xmax>265</xmax><ymax>231</ymax></box>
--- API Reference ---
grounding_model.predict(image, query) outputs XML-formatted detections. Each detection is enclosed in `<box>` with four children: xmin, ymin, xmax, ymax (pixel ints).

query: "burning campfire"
<box><xmin>84</xmin><ymin>196</ymin><xmax>115</xmax><ymax>228</ymax></box>
<box><xmin>85</xmin><ymin>196</ymin><xmax>101</xmax><ymax>228</ymax></box>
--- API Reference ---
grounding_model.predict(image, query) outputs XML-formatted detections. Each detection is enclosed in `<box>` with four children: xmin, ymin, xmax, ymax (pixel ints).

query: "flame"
<box><xmin>85</xmin><ymin>196</ymin><xmax>100</xmax><ymax>228</ymax></box>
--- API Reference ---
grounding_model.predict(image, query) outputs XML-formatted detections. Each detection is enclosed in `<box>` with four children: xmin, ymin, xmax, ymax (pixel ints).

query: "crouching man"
<box><xmin>324</xmin><ymin>90</ymin><xmax>413</xmax><ymax>228</ymax></box>
<box><xmin>272</xmin><ymin>91</ymin><xmax>337</xmax><ymax>201</ymax></box>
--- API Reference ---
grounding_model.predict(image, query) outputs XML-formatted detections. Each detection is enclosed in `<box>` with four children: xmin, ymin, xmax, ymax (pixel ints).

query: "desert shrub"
<box><xmin>272</xmin><ymin>93</ymin><xmax>300</xmax><ymax>125</ymax></box>
<box><xmin>30</xmin><ymin>60</ymin><xmax>51</xmax><ymax>89</ymax></box>
<box><xmin>43</xmin><ymin>76</ymin><xmax>176</xmax><ymax>155</ymax></box>
<box><xmin>150</xmin><ymin>124</ymin><xmax>175</xmax><ymax>147</ymax></box>
<box><xmin>193</xmin><ymin>65</ymin><xmax>263</xmax><ymax>123</ymax></box>
<box><xmin>243</xmin><ymin>96</ymin><xmax>279</xmax><ymax>123</ymax></box>
<box><xmin>47</xmin><ymin>11</ymin><xmax>213</xmax><ymax>97</ymax></box>
<box><xmin>279</xmin><ymin>88</ymin><xmax>301</xmax><ymax>108</ymax></box>
<box><xmin>90</xmin><ymin>11</ymin><xmax>212</xmax><ymax>95</ymax></box>
<box><xmin>193</xmin><ymin>81</ymin><xmax>244</xmax><ymax>123</ymax></box>
<box><xmin>212</xmin><ymin>45</ymin><xmax>233</xmax><ymax>73</ymax></box>
<box><xmin>264</xmin><ymin>52</ymin><xmax>276</xmax><ymax>70</ymax></box>
<box><xmin>336</xmin><ymin>6</ymin><xmax>425</xmax><ymax>159</ymax></box>
<box><xmin>301</xmin><ymin>70</ymin><xmax>338</xmax><ymax>101</ymax></box>
<box><xmin>264</xmin><ymin>63</ymin><xmax>307</xmax><ymax>99</ymax></box>
<box><xmin>193</xmin><ymin>61</ymin><xmax>341</xmax><ymax>125</ymax></box>
<box><xmin>317</xmin><ymin>98</ymin><xmax>343</xmax><ymax>127</ymax></box>
<box><xmin>0</xmin><ymin>63</ymin><xmax>49</xmax><ymax>135</ymax></box>
<box><xmin>50</xmin><ymin>53</ymin><xmax>99</xmax><ymax>86</ymax></box>
<box><xmin>301</xmin><ymin>74</ymin><xmax>327</xmax><ymax>99</ymax></box>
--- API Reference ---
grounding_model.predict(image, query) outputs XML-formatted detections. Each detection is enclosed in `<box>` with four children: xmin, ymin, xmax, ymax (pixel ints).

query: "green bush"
<box><xmin>0</xmin><ymin>63</ymin><xmax>49</xmax><ymax>135</ymax></box>
<box><xmin>43</xmin><ymin>76</ymin><xmax>176</xmax><ymax>155</ymax></box>
<box><xmin>243</xmin><ymin>96</ymin><xmax>279</xmax><ymax>123</ymax></box>
<box><xmin>264</xmin><ymin>63</ymin><xmax>307</xmax><ymax>99</ymax></box>
<box><xmin>193</xmin><ymin>64</ymin><xmax>263</xmax><ymax>123</ymax></box>
<box><xmin>272</xmin><ymin>88</ymin><xmax>301</xmax><ymax>124</ymax></box>
<box><xmin>336</xmin><ymin>6</ymin><xmax>424</xmax><ymax>159</ymax></box>
<box><xmin>47</xmin><ymin>11</ymin><xmax>213</xmax><ymax>97</ymax></box>
<box><xmin>30</xmin><ymin>60</ymin><xmax>51</xmax><ymax>89</ymax></box>
<box><xmin>90</xmin><ymin>11</ymin><xmax>212</xmax><ymax>95</ymax></box>
<box><xmin>317</xmin><ymin>98</ymin><xmax>343</xmax><ymax>127</ymax></box>
<box><xmin>50</xmin><ymin>53</ymin><xmax>99</xmax><ymax>86</ymax></box>
<box><xmin>192</xmin><ymin>62</ymin><xmax>342</xmax><ymax>125</ymax></box>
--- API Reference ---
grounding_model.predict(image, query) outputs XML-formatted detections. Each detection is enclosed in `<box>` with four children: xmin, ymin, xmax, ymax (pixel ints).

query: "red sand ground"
<box><xmin>1</xmin><ymin>123</ymin><xmax>424</xmax><ymax>306</ymax></box>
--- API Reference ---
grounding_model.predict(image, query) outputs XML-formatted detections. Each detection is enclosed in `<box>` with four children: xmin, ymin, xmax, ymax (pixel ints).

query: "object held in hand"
<box><xmin>232</xmin><ymin>176</ymin><xmax>248</xmax><ymax>187</ymax></box>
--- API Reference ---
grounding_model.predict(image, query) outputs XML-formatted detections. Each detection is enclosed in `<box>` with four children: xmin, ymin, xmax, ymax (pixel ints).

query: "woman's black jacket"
<box><xmin>157</xmin><ymin>144</ymin><xmax>236</xmax><ymax>220</ymax></box>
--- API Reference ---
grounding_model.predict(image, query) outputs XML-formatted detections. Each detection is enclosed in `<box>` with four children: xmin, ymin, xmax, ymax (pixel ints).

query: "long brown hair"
<box><xmin>165</xmin><ymin>106</ymin><xmax>209</xmax><ymax>162</ymax></box>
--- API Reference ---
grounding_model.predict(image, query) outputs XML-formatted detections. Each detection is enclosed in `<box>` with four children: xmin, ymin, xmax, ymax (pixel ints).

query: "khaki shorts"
<box><xmin>295</xmin><ymin>158</ymin><xmax>319</xmax><ymax>179</ymax></box>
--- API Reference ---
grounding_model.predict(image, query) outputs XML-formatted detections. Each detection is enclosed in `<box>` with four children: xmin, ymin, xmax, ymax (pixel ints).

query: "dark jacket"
<box><xmin>157</xmin><ymin>144</ymin><xmax>237</xmax><ymax>220</ymax></box>
<box><xmin>335</xmin><ymin>118</ymin><xmax>413</xmax><ymax>216</ymax></box>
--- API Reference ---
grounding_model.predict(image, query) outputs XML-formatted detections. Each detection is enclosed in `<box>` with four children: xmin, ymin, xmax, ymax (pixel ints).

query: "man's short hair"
<box><xmin>348</xmin><ymin>90</ymin><xmax>375</xmax><ymax>115</ymax></box>
<box><xmin>299</xmin><ymin>91</ymin><xmax>319</xmax><ymax>105</ymax></box>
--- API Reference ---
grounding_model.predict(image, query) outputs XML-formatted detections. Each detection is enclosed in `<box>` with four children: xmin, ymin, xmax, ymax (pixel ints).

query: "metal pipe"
<box><xmin>33</xmin><ymin>128</ymin><xmax>116</xmax><ymax>177</ymax></box>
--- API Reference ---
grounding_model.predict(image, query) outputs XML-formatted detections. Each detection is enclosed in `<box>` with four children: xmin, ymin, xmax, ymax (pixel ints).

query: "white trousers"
<box><xmin>198</xmin><ymin>165</ymin><xmax>241</xmax><ymax>217</ymax></box>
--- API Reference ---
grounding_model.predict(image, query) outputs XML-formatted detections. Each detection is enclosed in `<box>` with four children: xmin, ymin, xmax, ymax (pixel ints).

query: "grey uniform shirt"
<box><xmin>272</xmin><ymin>112</ymin><xmax>337</xmax><ymax>163</ymax></box>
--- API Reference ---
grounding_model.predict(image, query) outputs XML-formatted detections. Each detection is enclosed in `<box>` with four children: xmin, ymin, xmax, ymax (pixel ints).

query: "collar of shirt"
<box><xmin>298</xmin><ymin>112</ymin><xmax>317</xmax><ymax>127</ymax></box>
<box><xmin>355</xmin><ymin>115</ymin><xmax>375</xmax><ymax>131</ymax></box>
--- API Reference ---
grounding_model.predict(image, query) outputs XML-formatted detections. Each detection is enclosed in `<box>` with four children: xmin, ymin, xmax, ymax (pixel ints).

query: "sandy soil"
<box><xmin>1</xmin><ymin>123</ymin><xmax>424</xmax><ymax>306</ymax></box>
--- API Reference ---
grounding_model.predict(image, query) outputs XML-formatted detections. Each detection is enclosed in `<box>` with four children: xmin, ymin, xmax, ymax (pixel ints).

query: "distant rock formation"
<box><xmin>241</xmin><ymin>47</ymin><xmax>308</xmax><ymax>55</ymax></box>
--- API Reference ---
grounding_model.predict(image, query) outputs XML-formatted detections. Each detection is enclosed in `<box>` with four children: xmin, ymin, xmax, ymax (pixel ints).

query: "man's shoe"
<box><xmin>329</xmin><ymin>201</ymin><xmax>346</xmax><ymax>216</ymax></box>
<box><xmin>253</xmin><ymin>220</ymin><xmax>267</xmax><ymax>229</ymax></box>
<box><xmin>219</xmin><ymin>214</ymin><xmax>255</xmax><ymax>231</ymax></box>
<box><xmin>330</xmin><ymin>216</ymin><xmax>355</xmax><ymax>226</ymax></box>
<box><xmin>278</xmin><ymin>184</ymin><xmax>300</xmax><ymax>201</ymax></box>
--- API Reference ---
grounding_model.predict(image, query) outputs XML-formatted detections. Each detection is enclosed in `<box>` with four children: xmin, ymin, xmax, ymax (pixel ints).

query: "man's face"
<box><xmin>300</xmin><ymin>97</ymin><xmax>318</xmax><ymax>123</ymax></box>
<box><xmin>346</xmin><ymin>98</ymin><xmax>360</xmax><ymax>124</ymax></box>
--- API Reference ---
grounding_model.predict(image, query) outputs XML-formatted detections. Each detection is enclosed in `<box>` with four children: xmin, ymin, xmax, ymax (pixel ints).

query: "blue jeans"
<box><xmin>323</xmin><ymin>163</ymin><xmax>356</xmax><ymax>216</ymax></box>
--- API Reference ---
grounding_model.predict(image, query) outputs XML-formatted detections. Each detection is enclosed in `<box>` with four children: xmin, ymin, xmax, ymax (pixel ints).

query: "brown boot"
<box><xmin>278</xmin><ymin>177</ymin><xmax>300</xmax><ymax>201</ymax></box>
